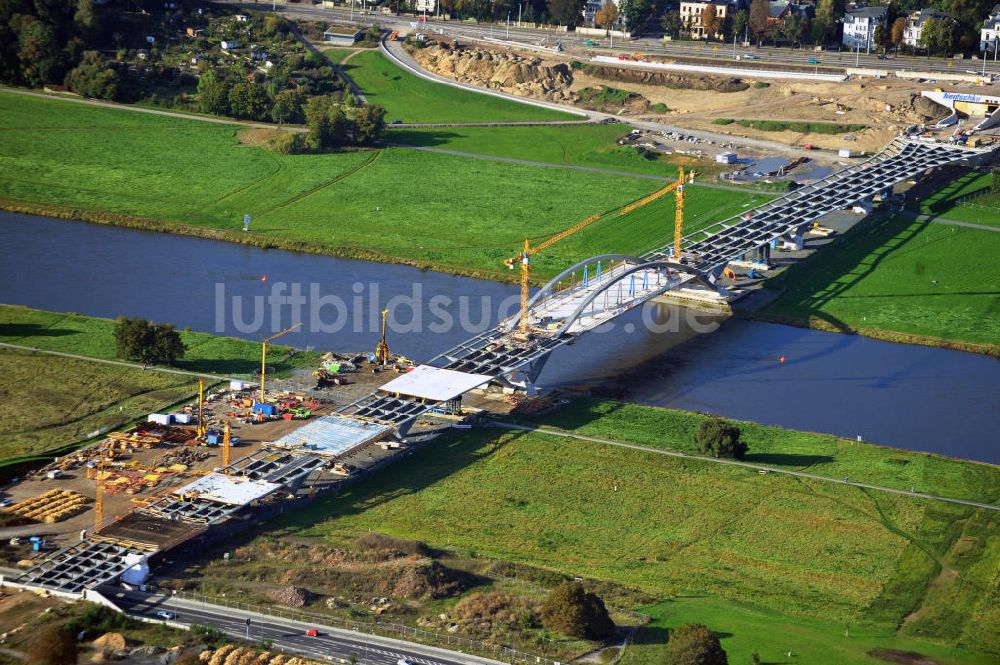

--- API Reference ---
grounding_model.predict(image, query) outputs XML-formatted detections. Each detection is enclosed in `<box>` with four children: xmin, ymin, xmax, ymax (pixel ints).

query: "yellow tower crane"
<box><xmin>673</xmin><ymin>167</ymin><xmax>685</xmax><ymax>261</ymax></box>
<box><xmin>506</xmin><ymin>175</ymin><xmax>685</xmax><ymax>336</ymax></box>
<box><xmin>222</xmin><ymin>420</ymin><xmax>232</xmax><ymax>468</ymax></box>
<box><xmin>196</xmin><ymin>378</ymin><xmax>207</xmax><ymax>439</ymax></box>
<box><xmin>374</xmin><ymin>308</ymin><xmax>390</xmax><ymax>365</ymax></box>
<box><xmin>94</xmin><ymin>455</ymin><xmax>106</xmax><ymax>532</ymax></box>
<box><xmin>259</xmin><ymin>322</ymin><xmax>302</xmax><ymax>404</ymax></box>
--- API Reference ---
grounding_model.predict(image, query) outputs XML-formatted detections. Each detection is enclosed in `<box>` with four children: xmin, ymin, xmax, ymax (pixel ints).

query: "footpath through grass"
<box><xmin>271</xmin><ymin>410</ymin><xmax>999</xmax><ymax>664</ymax></box>
<box><xmin>0</xmin><ymin>92</ymin><xmax>738</xmax><ymax>281</ymax></box>
<box><xmin>339</xmin><ymin>50</ymin><xmax>577</xmax><ymax>123</ymax></box>
<box><xmin>0</xmin><ymin>304</ymin><xmax>319</xmax><ymax>377</ymax></box>
<box><xmin>761</xmin><ymin>213</ymin><xmax>1000</xmax><ymax>352</ymax></box>
<box><xmin>908</xmin><ymin>171</ymin><xmax>1000</xmax><ymax>227</ymax></box>
<box><xmin>389</xmin><ymin>124</ymin><xmax>698</xmax><ymax>178</ymax></box>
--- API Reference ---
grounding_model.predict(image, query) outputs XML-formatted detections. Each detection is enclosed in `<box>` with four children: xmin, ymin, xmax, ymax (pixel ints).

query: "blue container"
<box><xmin>253</xmin><ymin>403</ymin><xmax>277</xmax><ymax>416</ymax></box>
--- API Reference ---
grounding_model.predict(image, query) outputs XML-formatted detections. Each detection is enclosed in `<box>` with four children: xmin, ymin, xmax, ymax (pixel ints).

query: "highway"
<box><xmin>111</xmin><ymin>588</ymin><xmax>505</xmax><ymax>665</ymax></box>
<box><xmin>229</xmin><ymin>1</ymin><xmax>1000</xmax><ymax>78</ymax></box>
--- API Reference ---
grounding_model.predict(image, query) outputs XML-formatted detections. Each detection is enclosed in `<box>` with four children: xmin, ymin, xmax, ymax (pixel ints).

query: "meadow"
<box><xmin>387</xmin><ymin>124</ymin><xmax>704</xmax><ymax>177</ymax></box>
<box><xmin>0</xmin><ymin>93</ymin><xmax>762</xmax><ymax>281</ymax></box>
<box><xmin>909</xmin><ymin>171</ymin><xmax>1000</xmax><ymax>227</ymax></box>
<box><xmin>0</xmin><ymin>348</ymin><xmax>198</xmax><ymax>464</ymax></box>
<box><xmin>0</xmin><ymin>304</ymin><xmax>319</xmax><ymax>377</ymax></box>
<box><xmin>761</xmin><ymin>213</ymin><xmax>1000</xmax><ymax>351</ymax></box>
<box><xmin>338</xmin><ymin>50</ymin><xmax>578</xmax><ymax>123</ymax></box>
<box><xmin>271</xmin><ymin>424</ymin><xmax>999</xmax><ymax>664</ymax></box>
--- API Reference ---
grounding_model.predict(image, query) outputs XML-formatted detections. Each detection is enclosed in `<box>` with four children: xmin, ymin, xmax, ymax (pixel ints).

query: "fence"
<box><xmin>147</xmin><ymin>585</ymin><xmax>563</xmax><ymax>665</ymax></box>
<box><xmin>955</xmin><ymin>189</ymin><xmax>1000</xmax><ymax>210</ymax></box>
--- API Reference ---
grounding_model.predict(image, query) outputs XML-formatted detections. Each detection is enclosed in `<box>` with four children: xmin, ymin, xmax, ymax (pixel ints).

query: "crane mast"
<box><xmin>259</xmin><ymin>322</ymin><xmax>302</xmax><ymax>404</ymax></box>
<box><xmin>674</xmin><ymin>167</ymin><xmax>685</xmax><ymax>261</ymax></box>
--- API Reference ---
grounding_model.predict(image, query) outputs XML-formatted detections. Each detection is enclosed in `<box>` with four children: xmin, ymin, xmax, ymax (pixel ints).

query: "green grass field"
<box><xmin>388</xmin><ymin>124</ymin><xmax>694</xmax><ymax>177</ymax></box>
<box><xmin>339</xmin><ymin>50</ymin><xmax>578</xmax><ymax>123</ymax></box>
<box><xmin>0</xmin><ymin>304</ymin><xmax>319</xmax><ymax>377</ymax></box>
<box><xmin>762</xmin><ymin>214</ymin><xmax>1000</xmax><ymax>350</ymax></box>
<box><xmin>0</xmin><ymin>93</ymin><xmax>761</xmax><ymax>281</ymax></box>
<box><xmin>909</xmin><ymin>171</ymin><xmax>1000</xmax><ymax>227</ymax></box>
<box><xmin>271</xmin><ymin>421</ymin><xmax>999</xmax><ymax>664</ymax></box>
<box><xmin>0</xmin><ymin>347</ymin><xmax>198</xmax><ymax>463</ymax></box>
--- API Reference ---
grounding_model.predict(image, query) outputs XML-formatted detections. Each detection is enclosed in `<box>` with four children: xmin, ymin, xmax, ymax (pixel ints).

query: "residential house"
<box><xmin>981</xmin><ymin>4</ymin><xmax>1000</xmax><ymax>53</ymax></box>
<box><xmin>902</xmin><ymin>8</ymin><xmax>955</xmax><ymax>49</ymax></box>
<box><xmin>680</xmin><ymin>0</ymin><xmax>741</xmax><ymax>40</ymax></box>
<box><xmin>841</xmin><ymin>6</ymin><xmax>887</xmax><ymax>50</ymax></box>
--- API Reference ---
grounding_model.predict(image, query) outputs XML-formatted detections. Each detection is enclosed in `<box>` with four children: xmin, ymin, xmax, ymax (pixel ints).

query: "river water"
<box><xmin>1</xmin><ymin>212</ymin><xmax>997</xmax><ymax>464</ymax></box>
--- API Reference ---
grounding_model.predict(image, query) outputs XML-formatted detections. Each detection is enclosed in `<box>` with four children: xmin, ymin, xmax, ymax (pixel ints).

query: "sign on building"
<box><xmin>415</xmin><ymin>0</ymin><xmax>435</xmax><ymax>13</ymax></box>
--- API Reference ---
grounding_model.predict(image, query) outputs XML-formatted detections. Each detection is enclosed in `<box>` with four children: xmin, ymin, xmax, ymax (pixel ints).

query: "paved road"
<box><xmin>0</xmin><ymin>341</ymin><xmax>242</xmax><ymax>382</ymax></box>
<box><xmin>111</xmin><ymin>588</ymin><xmax>504</xmax><ymax>665</ymax></box>
<box><xmin>229</xmin><ymin>1</ymin><xmax>1000</xmax><ymax>78</ymax></box>
<box><xmin>901</xmin><ymin>209</ymin><xmax>1000</xmax><ymax>233</ymax></box>
<box><xmin>490</xmin><ymin>422</ymin><xmax>1000</xmax><ymax>511</ymax></box>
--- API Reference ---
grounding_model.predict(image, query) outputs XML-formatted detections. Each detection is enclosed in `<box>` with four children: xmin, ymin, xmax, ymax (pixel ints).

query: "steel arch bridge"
<box><xmin>341</xmin><ymin>135</ymin><xmax>995</xmax><ymax>434</ymax></box>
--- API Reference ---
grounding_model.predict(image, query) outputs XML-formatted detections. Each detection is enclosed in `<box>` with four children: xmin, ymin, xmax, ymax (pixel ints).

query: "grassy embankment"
<box><xmin>758</xmin><ymin>212</ymin><xmax>1000</xmax><ymax>354</ymax></box>
<box><xmin>0</xmin><ymin>304</ymin><xmax>320</xmax><ymax>464</ymax></box>
<box><xmin>712</xmin><ymin>118</ymin><xmax>867</xmax><ymax>134</ymax></box>
<box><xmin>259</xmin><ymin>398</ymin><xmax>999</xmax><ymax>665</ymax></box>
<box><xmin>338</xmin><ymin>50</ymin><xmax>579</xmax><ymax>123</ymax></box>
<box><xmin>387</xmin><ymin>124</ymin><xmax>713</xmax><ymax>178</ymax></box>
<box><xmin>0</xmin><ymin>92</ymin><xmax>762</xmax><ymax>282</ymax></box>
<box><xmin>907</xmin><ymin>171</ymin><xmax>1000</xmax><ymax>227</ymax></box>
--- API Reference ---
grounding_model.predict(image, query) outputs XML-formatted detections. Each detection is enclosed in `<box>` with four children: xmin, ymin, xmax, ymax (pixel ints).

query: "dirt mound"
<box><xmin>911</xmin><ymin>95</ymin><xmax>950</xmax><ymax>122</ymax></box>
<box><xmin>869</xmin><ymin>649</ymin><xmax>944</xmax><ymax>665</ymax></box>
<box><xmin>355</xmin><ymin>533</ymin><xmax>430</xmax><ymax>556</ymax></box>
<box><xmin>268</xmin><ymin>586</ymin><xmax>312</xmax><ymax>608</ymax></box>
<box><xmin>411</xmin><ymin>43</ymin><xmax>575</xmax><ymax>102</ymax></box>
<box><xmin>92</xmin><ymin>632</ymin><xmax>126</xmax><ymax>652</ymax></box>
<box><xmin>585</xmin><ymin>64</ymin><xmax>748</xmax><ymax>92</ymax></box>
<box><xmin>390</xmin><ymin>560</ymin><xmax>465</xmax><ymax>599</ymax></box>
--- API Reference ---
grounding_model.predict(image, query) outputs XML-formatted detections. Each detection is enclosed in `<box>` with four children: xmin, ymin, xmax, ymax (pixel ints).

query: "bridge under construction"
<box><xmin>5</xmin><ymin>135</ymin><xmax>994</xmax><ymax>598</ymax></box>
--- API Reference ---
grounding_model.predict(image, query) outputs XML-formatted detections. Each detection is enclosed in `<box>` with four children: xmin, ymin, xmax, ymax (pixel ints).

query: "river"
<box><xmin>1</xmin><ymin>212</ymin><xmax>997</xmax><ymax>464</ymax></box>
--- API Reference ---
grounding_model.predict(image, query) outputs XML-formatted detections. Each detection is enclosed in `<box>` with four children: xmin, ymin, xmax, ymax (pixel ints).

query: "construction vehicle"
<box><xmin>259</xmin><ymin>322</ymin><xmax>303</xmax><ymax>404</ymax></box>
<box><xmin>505</xmin><ymin>172</ymin><xmax>685</xmax><ymax>337</ymax></box>
<box><xmin>374</xmin><ymin>308</ymin><xmax>391</xmax><ymax>365</ymax></box>
<box><xmin>313</xmin><ymin>368</ymin><xmax>349</xmax><ymax>389</ymax></box>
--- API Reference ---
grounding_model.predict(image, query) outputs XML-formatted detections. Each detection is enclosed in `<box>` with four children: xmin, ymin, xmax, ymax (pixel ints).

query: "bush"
<box><xmin>712</xmin><ymin>118</ymin><xmax>735</xmax><ymax>125</ymax></box>
<box><xmin>693</xmin><ymin>418</ymin><xmax>747</xmax><ymax>459</ymax></box>
<box><xmin>753</xmin><ymin>81</ymin><xmax>770</xmax><ymax>89</ymax></box>
<box><xmin>271</xmin><ymin>131</ymin><xmax>308</xmax><ymax>154</ymax></box>
<box><xmin>65</xmin><ymin>603</ymin><xmax>135</xmax><ymax>638</ymax></box>
<box><xmin>355</xmin><ymin>532</ymin><xmax>430</xmax><ymax>556</ymax></box>
<box><xmin>27</xmin><ymin>624</ymin><xmax>78</xmax><ymax>665</ymax></box>
<box><xmin>653</xmin><ymin>102</ymin><xmax>669</xmax><ymax>113</ymax></box>
<box><xmin>540</xmin><ymin>581</ymin><xmax>615</xmax><ymax>640</ymax></box>
<box><xmin>664</xmin><ymin>624</ymin><xmax>727</xmax><ymax>665</ymax></box>
<box><xmin>64</xmin><ymin>51</ymin><xmax>119</xmax><ymax>100</ymax></box>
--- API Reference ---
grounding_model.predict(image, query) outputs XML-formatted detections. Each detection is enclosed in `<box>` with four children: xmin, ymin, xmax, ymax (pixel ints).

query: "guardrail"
<box><xmin>149</xmin><ymin>586</ymin><xmax>566</xmax><ymax>665</ymax></box>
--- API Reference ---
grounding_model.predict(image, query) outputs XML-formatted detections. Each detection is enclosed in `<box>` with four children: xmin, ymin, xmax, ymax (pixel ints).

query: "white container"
<box><xmin>230</xmin><ymin>380</ymin><xmax>246</xmax><ymax>391</ymax></box>
<box><xmin>147</xmin><ymin>413</ymin><xmax>172</xmax><ymax>426</ymax></box>
<box><xmin>172</xmin><ymin>413</ymin><xmax>192</xmax><ymax>424</ymax></box>
<box><xmin>838</xmin><ymin>148</ymin><xmax>853</xmax><ymax>158</ymax></box>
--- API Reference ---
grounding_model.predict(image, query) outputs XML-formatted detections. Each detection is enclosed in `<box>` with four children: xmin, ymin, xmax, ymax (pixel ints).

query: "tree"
<box><xmin>701</xmin><ymin>4</ymin><xmax>721</xmax><ymax>40</ymax></box>
<box><xmin>74</xmin><ymin>0</ymin><xmax>96</xmax><ymax>32</ymax></box>
<box><xmin>27</xmin><ymin>624</ymin><xmax>78</xmax><ymax>665</ymax></box>
<box><xmin>782</xmin><ymin>13</ymin><xmax>805</xmax><ymax>46</ymax></box>
<box><xmin>730</xmin><ymin>9</ymin><xmax>749</xmax><ymax>43</ymax></box>
<box><xmin>228</xmin><ymin>80</ymin><xmax>270</xmax><ymax>121</ymax></box>
<box><xmin>305</xmin><ymin>95</ymin><xmax>333</xmax><ymax>149</ymax></box>
<box><xmin>547</xmin><ymin>0</ymin><xmax>584</xmax><ymax>26</ymax></box>
<box><xmin>595</xmin><ymin>1</ymin><xmax>618</xmax><ymax>31</ymax></box>
<box><xmin>16</xmin><ymin>18</ymin><xmax>60</xmax><ymax>86</ymax></box>
<box><xmin>890</xmin><ymin>17</ymin><xmax>905</xmax><ymax>48</ymax></box>
<box><xmin>662</xmin><ymin>10</ymin><xmax>682</xmax><ymax>40</ymax></box>
<box><xmin>197</xmin><ymin>71</ymin><xmax>230</xmax><ymax>115</ymax></box>
<box><xmin>64</xmin><ymin>51</ymin><xmax>118</xmax><ymax>99</ymax></box>
<box><xmin>664</xmin><ymin>624</ymin><xmax>728</xmax><ymax>665</ymax></box>
<box><xmin>616</xmin><ymin>0</ymin><xmax>651</xmax><ymax>32</ymax></box>
<box><xmin>540</xmin><ymin>581</ymin><xmax>615</xmax><ymax>640</ymax></box>
<box><xmin>271</xmin><ymin>88</ymin><xmax>304</xmax><ymax>125</ymax></box>
<box><xmin>693</xmin><ymin>418</ymin><xmax>747</xmax><ymax>459</ymax></box>
<box><xmin>351</xmin><ymin>103</ymin><xmax>386</xmax><ymax>146</ymax></box>
<box><xmin>113</xmin><ymin>317</ymin><xmax>186</xmax><ymax>365</ymax></box>
<box><xmin>749</xmin><ymin>0</ymin><xmax>768</xmax><ymax>43</ymax></box>
<box><xmin>813</xmin><ymin>0</ymin><xmax>844</xmax><ymax>43</ymax></box>
<box><xmin>873</xmin><ymin>23</ymin><xmax>885</xmax><ymax>50</ymax></box>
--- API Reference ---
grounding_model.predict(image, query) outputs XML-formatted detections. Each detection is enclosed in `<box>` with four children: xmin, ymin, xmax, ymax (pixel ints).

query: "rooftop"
<box><xmin>173</xmin><ymin>473</ymin><xmax>282</xmax><ymax>506</ymax></box>
<box><xmin>378</xmin><ymin>365</ymin><xmax>492</xmax><ymax>402</ymax></box>
<box><xmin>271</xmin><ymin>415</ymin><xmax>390</xmax><ymax>456</ymax></box>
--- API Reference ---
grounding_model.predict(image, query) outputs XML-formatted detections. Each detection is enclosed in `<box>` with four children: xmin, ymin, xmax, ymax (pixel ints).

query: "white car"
<box><xmin>742</xmin><ymin>54</ymin><xmax>759</xmax><ymax>60</ymax></box>
<box><xmin>155</xmin><ymin>610</ymin><xmax>176</xmax><ymax>620</ymax></box>
<box><xmin>397</xmin><ymin>659</ymin><xmax>413</xmax><ymax>665</ymax></box>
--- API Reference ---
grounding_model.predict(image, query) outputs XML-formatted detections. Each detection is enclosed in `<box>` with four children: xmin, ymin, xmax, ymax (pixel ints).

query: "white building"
<box><xmin>841</xmin><ymin>6</ymin><xmax>887</xmax><ymax>50</ymax></box>
<box><xmin>981</xmin><ymin>3</ymin><xmax>1000</xmax><ymax>54</ymax></box>
<box><xmin>680</xmin><ymin>0</ymin><xmax>738</xmax><ymax>40</ymax></box>
<box><xmin>903</xmin><ymin>9</ymin><xmax>955</xmax><ymax>49</ymax></box>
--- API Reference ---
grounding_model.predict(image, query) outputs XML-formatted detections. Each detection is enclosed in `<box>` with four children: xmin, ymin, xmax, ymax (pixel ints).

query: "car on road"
<box><xmin>305</xmin><ymin>629</ymin><xmax>319</xmax><ymax>637</ymax></box>
<box><xmin>741</xmin><ymin>54</ymin><xmax>758</xmax><ymax>60</ymax></box>
<box><xmin>0</xmin><ymin>499</ymin><xmax>12</xmax><ymax>508</ymax></box>
<box><xmin>397</xmin><ymin>659</ymin><xmax>413</xmax><ymax>665</ymax></box>
<box><xmin>155</xmin><ymin>610</ymin><xmax>176</xmax><ymax>620</ymax></box>
<box><xmin>583</xmin><ymin>40</ymin><xmax>597</xmax><ymax>46</ymax></box>
<box><xmin>807</xmin><ymin>58</ymin><xmax>820</xmax><ymax>64</ymax></box>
